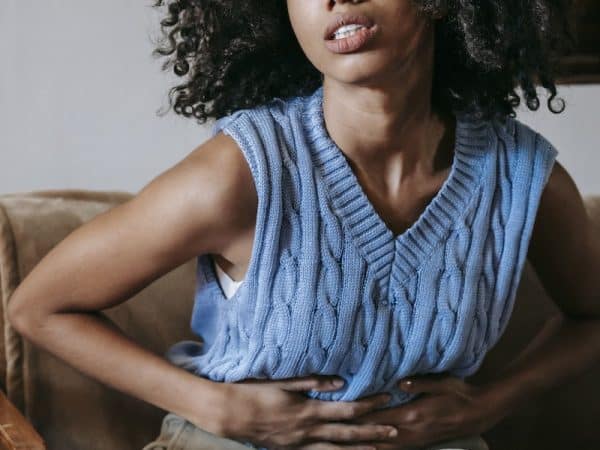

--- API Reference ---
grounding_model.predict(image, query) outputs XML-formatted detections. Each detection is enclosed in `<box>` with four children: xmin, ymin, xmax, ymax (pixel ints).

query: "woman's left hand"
<box><xmin>348</xmin><ymin>373</ymin><xmax>507</xmax><ymax>450</ymax></box>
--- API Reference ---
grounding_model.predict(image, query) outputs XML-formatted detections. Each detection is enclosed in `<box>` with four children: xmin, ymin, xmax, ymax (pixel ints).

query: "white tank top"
<box><xmin>213</xmin><ymin>258</ymin><xmax>244</xmax><ymax>299</ymax></box>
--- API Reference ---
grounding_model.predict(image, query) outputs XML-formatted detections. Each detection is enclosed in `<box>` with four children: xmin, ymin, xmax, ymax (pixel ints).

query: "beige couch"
<box><xmin>1</xmin><ymin>189</ymin><xmax>599</xmax><ymax>450</ymax></box>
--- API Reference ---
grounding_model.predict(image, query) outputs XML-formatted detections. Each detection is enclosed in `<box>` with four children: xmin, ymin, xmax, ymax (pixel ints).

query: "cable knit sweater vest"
<box><xmin>166</xmin><ymin>85</ymin><xmax>559</xmax><ymax>411</ymax></box>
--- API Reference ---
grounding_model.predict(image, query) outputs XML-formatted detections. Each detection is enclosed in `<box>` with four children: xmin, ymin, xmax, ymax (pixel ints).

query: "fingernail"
<box><xmin>388</xmin><ymin>427</ymin><xmax>398</xmax><ymax>437</ymax></box>
<box><xmin>332</xmin><ymin>378</ymin><xmax>345</xmax><ymax>387</ymax></box>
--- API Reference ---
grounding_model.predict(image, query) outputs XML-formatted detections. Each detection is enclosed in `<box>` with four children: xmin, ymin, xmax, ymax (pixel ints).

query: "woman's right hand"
<box><xmin>212</xmin><ymin>375</ymin><xmax>398</xmax><ymax>450</ymax></box>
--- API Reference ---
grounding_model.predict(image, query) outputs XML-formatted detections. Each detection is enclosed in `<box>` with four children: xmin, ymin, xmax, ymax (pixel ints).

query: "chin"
<box><xmin>325</xmin><ymin>59</ymin><xmax>400</xmax><ymax>85</ymax></box>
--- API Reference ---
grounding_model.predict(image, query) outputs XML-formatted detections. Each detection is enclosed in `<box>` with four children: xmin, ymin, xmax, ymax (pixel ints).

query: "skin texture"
<box><xmin>7</xmin><ymin>2</ymin><xmax>600</xmax><ymax>450</ymax></box>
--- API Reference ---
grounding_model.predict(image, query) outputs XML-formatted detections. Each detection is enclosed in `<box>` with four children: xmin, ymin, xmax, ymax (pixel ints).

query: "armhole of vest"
<box><xmin>534</xmin><ymin>131</ymin><xmax>559</xmax><ymax>189</ymax></box>
<box><xmin>208</xmin><ymin>110</ymin><xmax>267</xmax><ymax>286</ymax></box>
<box><xmin>211</xmin><ymin>111</ymin><xmax>261</xmax><ymax>185</ymax></box>
<box><xmin>511</xmin><ymin>119</ymin><xmax>559</xmax><ymax>191</ymax></box>
<box><xmin>517</xmin><ymin>124</ymin><xmax>560</xmax><ymax>230</ymax></box>
<box><xmin>492</xmin><ymin>121</ymin><xmax>560</xmax><ymax>345</ymax></box>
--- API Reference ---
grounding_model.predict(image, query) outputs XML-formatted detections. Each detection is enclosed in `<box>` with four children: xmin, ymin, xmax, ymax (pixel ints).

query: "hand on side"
<box><xmin>209</xmin><ymin>375</ymin><xmax>399</xmax><ymax>450</ymax></box>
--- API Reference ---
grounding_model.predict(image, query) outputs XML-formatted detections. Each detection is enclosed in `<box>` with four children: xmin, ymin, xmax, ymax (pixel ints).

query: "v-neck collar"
<box><xmin>303</xmin><ymin>85</ymin><xmax>492</xmax><ymax>294</ymax></box>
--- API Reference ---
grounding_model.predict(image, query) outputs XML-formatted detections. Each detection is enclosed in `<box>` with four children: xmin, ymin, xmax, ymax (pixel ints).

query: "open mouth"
<box><xmin>324</xmin><ymin>24</ymin><xmax>378</xmax><ymax>54</ymax></box>
<box><xmin>323</xmin><ymin>13</ymin><xmax>376</xmax><ymax>41</ymax></box>
<box><xmin>327</xmin><ymin>24</ymin><xmax>372</xmax><ymax>41</ymax></box>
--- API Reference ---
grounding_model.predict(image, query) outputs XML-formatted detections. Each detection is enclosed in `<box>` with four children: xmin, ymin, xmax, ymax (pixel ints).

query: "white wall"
<box><xmin>517</xmin><ymin>86</ymin><xmax>600</xmax><ymax>196</ymax></box>
<box><xmin>0</xmin><ymin>0</ymin><xmax>210</xmax><ymax>196</ymax></box>
<box><xmin>1</xmin><ymin>0</ymin><xmax>599</xmax><ymax>197</ymax></box>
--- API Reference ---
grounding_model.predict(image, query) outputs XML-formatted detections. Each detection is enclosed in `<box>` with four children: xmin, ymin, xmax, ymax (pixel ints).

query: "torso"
<box><xmin>213</xmin><ymin>132</ymin><xmax>455</xmax><ymax>283</ymax></box>
<box><xmin>167</xmin><ymin>88</ymin><xmax>560</xmax><ymax>408</ymax></box>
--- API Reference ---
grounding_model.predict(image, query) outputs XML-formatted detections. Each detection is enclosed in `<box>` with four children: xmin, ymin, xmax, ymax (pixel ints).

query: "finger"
<box><xmin>305</xmin><ymin>393</ymin><xmax>392</xmax><ymax>421</ymax></box>
<box><xmin>280</xmin><ymin>376</ymin><xmax>346</xmax><ymax>392</ymax></box>
<box><xmin>305</xmin><ymin>422</ymin><xmax>398</xmax><ymax>443</ymax></box>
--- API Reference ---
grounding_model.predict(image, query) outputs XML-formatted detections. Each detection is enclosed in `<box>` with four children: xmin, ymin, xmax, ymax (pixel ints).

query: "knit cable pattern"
<box><xmin>166</xmin><ymin>85</ymin><xmax>559</xmax><ymax>414</ymax></box>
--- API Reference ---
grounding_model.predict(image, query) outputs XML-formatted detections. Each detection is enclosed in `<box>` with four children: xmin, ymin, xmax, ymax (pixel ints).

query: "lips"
<box><xmin>323</xmin><ymin>13</ymin><xmax>375</xmax><ymax>41</ymax></box>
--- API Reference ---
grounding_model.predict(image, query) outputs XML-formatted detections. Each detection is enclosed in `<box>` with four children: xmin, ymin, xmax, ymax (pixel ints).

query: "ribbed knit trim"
<box><xmin>303</xmin><ymin>85</ymin><xmax>492</xmax><ymax>293</ymax></box>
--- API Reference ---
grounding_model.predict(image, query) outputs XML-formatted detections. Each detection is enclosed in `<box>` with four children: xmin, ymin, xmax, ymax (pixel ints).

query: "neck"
<box><xmin>321</xmin><ymin>24</ymin><xmax>454</xmax><ymax>185</ymax></box>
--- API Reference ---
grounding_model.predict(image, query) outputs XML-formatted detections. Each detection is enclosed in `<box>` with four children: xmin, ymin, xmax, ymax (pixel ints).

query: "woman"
<box><xmin>9</xmin><ymin>1</ymin><xmax>600</xmax><ymax>450</ymax></box>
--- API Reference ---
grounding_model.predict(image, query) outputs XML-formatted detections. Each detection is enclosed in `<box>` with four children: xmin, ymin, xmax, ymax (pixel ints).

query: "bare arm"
<box><xmin>483</xmin><ymin>160</ymin><xmax>600</xmax><ymax>414</ymax></box>
<box><xmin>7</xmin><ymin>132</ymin><xmax>407</xmax><ymax>448</ymax></box>
<box><xmin>7</xmin><ymin>132</ymin><xmax>256</xmax><ymax>431</ymax></box>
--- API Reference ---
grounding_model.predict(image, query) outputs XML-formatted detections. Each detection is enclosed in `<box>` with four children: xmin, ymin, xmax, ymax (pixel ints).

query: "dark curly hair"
<box><xmin>150</xmin><ymin>0</ymin><xmax>576</xmax><ymax>124</ymax></box>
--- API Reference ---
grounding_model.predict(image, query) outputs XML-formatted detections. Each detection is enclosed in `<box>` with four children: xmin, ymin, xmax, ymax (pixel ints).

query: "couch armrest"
<box><xmin>0</xmin><ymin>189</ymin><xmax>199</xmax><ymax>450</ymax></box>
<box><xmin>0</xmin><ymin>389</ymin><xmax>45</xmax><ymax>450</ymax></box>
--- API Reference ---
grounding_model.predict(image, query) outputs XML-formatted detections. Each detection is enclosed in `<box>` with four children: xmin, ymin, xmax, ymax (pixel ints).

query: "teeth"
<box><xmin>333</xmin><ymin>24</ymin><xmax>366</xmax><ymax>40</ymax></box>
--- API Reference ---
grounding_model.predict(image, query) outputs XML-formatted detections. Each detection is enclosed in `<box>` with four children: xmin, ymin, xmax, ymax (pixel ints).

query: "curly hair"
<box><xmin>150</xmin><ymin>0</ymin><xmax>576</xmax><ymax>124</ymax></box>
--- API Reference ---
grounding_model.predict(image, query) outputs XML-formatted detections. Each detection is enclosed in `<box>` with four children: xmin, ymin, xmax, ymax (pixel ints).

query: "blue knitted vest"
<box><xmin>166</xmin><ymin>85</ymin><xmax>558</xmax><ymax>410</ymax></box>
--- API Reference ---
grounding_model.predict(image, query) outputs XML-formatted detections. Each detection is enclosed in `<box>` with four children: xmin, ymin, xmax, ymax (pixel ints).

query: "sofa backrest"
<box><xmin>0</xmin><ymin>190</ymin><xmax>198</xmax><ymax>450</ymax></box>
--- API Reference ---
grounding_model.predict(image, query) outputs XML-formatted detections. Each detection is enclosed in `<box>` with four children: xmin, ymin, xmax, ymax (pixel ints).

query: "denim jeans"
<box><xmin>142</xmin><ymin>412</ymin><xmax>490</xmax><ymax>450</ymax></box>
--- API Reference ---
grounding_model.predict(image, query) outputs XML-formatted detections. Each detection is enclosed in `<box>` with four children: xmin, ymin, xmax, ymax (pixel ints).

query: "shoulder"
<box><xmin>212</xmin><ymin>94</ymin><xmax>302</xmax><ymax>137</ymax></box>
<box><xmin>494</xmin><ymin>116</ymin><xmax>559</xmax><ymax>160</ymax></box>
<box><xmin>210</xmin><ymin>94</ymin><xmax>309</xmax><ymax>179</ymax></box>
<box><xmin>137</xmin><ymin>130</ymin><xmax>258</xmax><ymax>258</ymax></box>
<box><xmin>508</xmin><ymin>117</ymin><xmax>600</xmax><ymax>318</ymax></box>
<box><xmin>528</xmin><ymin>137</ymin><xmax>580</xmax><ymax>254</ymax></box>
<box><xmin>488</xmin><ymin>116</ymin><xmax>559</xmax><ymax>191</ymax></box>
<box><xmin>527</xmin><ymin>142</ymin><xmax>600</xmax><ymax>318</ymax></box>
<box><xmin>484</xmin><ymin>116</ymin><xmax>600</xmax><ymax>318</ymax></box>
<box><xmin>194</xmin><ymin>131</ymin><xmax>259</xmax><ymax>253</ymax></box>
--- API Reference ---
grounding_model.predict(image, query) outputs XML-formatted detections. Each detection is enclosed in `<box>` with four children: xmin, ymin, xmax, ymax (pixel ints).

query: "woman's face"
<box><xmin>286</xmin><ymin>0</ymin><xmax>434</xmax><ymax>86</ymax></box>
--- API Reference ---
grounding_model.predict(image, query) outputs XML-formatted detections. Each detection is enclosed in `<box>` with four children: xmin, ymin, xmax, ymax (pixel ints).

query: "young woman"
<box><xmin>9</xmin><ymin>0</ymin><xmax>600</xmax><ymax>450</ymax></box>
